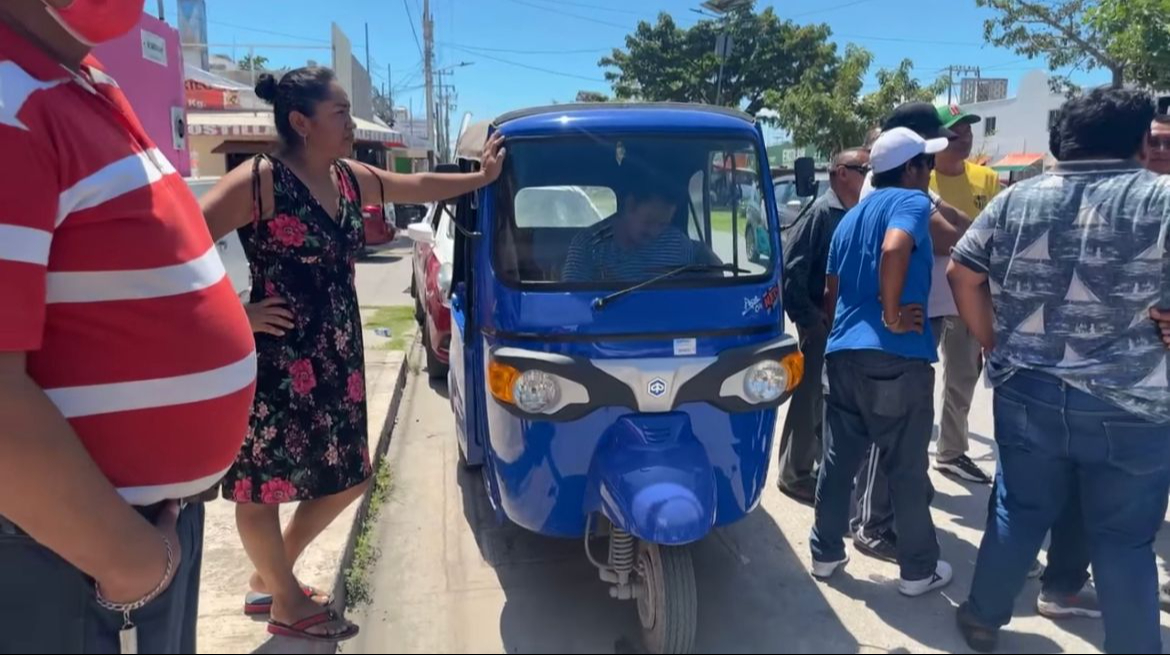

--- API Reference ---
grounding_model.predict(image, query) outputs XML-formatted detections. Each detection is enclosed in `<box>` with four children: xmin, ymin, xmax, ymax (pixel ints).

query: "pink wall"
<box><xmin>93</xmin><ymin>14</ymin><xmax>191</xmax><ymax>176</ymax></box>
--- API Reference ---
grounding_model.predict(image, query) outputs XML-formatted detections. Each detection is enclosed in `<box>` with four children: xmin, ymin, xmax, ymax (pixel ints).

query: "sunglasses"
<box><xmin>840</xmin><ymin>164</ymin><xmax>871</xmax><ymax>176</ymax></box>
<box><xmin>1151</xmin><ymin>136</ymin><xmax>1170</xmax><ymax>152</ymax></box>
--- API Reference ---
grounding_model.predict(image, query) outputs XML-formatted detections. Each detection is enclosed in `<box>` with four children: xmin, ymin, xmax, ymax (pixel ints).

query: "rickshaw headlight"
<box><xmin>743</xmin><ymin>360</ymin><xmax>786</xmax><ymax>403</ymax></box>
<box><xmin>513</xmin><ymin>370</ymin><xmax>561</xmax><ymax>413</ymax></box>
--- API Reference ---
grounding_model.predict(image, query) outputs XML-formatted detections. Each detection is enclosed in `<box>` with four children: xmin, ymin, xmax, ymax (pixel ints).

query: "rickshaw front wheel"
<box><xmin>635</xmin><ymin>542</ymin><xmax>697</xmax><ymax>654</ymax></box>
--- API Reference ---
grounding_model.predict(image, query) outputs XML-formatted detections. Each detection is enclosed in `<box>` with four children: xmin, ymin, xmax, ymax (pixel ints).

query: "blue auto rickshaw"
<box><xmin>442</xmin><ymin>104</ymin><xmax>803</xmax><ymax>654</ymax></box>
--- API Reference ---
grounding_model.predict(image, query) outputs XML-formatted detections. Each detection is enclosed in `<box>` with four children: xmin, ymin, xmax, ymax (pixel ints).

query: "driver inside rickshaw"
<box><xmin>561</xmin><ymin>175</ymin><xmax>721</xmax><ymax>283</ymax></box>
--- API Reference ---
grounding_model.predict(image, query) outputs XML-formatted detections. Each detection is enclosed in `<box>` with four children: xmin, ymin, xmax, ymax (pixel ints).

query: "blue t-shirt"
<box><xmin>826</xmin><ymin>187</ymin><xmax>937</xmax><ymax>362</ymax></box>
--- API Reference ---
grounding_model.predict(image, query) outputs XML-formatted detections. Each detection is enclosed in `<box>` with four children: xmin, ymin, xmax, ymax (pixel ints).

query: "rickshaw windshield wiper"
<box><xmin>591</xmin><ymin>263</ymin><xmax>750</xmax><ymax>311</ymax></box>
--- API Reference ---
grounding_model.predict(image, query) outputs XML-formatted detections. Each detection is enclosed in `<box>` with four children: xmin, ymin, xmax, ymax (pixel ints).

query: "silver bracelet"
<box><xmin>94</xmin><ymin>535</ymin><xmax>174</xmax><ymax>614</ymax></box>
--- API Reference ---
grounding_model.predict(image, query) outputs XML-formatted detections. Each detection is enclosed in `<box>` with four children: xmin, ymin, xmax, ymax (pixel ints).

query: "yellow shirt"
<box><xmin>927</xmin><ymin>162</ymin><xmax>1001</xmax><ymax>317</ymax></box>
<box><xmin>930</xmin><ymin>162</ymin><xmax>1001</xmax><ymax>219</ymax></box>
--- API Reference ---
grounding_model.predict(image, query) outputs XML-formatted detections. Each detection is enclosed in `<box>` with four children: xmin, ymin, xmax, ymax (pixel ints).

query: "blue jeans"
<box><xmin>967</xmin><ymin>370</ymin><xmax>1170</xmax><ymax>654</ymax></box>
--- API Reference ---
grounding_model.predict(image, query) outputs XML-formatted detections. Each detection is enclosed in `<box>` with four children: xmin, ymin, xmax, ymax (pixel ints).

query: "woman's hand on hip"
<box><xmin>246</xmin><ymin>297</ymin><xmax>295</xmax><ymax>336</ymax></box>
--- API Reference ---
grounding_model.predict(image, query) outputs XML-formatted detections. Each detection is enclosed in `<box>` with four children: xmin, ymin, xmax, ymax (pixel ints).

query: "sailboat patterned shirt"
<box><xmin>952</xmin><ymin>159</ymin><xmax>1170</xmax><ymax>423</ymax></box>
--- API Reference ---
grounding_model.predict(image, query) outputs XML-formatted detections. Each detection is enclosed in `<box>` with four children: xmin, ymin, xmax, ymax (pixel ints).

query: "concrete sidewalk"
<box><xmin>197</xmin><ymin>317</ymin><xmax>411</xmax><ymax>654</ymax></box>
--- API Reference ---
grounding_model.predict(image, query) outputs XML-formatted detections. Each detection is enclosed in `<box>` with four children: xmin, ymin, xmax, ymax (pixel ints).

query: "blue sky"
<box><xmin>155</xmin><ymin>0</ymin><xmax>1109</xmax><ymax>144</ymax></box>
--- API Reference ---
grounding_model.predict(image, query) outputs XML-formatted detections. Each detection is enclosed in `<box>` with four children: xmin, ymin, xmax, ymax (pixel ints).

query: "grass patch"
<box><xmin>345</xmin><ymin>458</ymin><xmax>394</xmax><ymax>608</ymax></box>
<box><xmin>363</xmin><ymin>305</ymin><xmax>416</xmax><ymax>351</ymax></box>
<box><xmin>712</xmin><ymin>209</ymin><xmax>754</xmax><ymax>234</ymax></box>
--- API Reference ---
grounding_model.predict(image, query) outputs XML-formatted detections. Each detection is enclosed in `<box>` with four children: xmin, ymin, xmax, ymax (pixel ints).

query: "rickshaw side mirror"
<box><xmin>794</xmin><ymin>157</ymin><xmax>817</xmax><ymax>198</ymax></box>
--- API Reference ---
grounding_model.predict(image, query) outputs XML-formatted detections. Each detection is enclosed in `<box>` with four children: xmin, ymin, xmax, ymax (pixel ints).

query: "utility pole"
<box><xmin>365</xmin><ymin>23</ymin><xmax>371</xmax><ymax>82</ymax></box>
<box><xmin>387</xmin><ymin>63</ymin><xmax>394</xmax><ymax>110</ymax></box>
<box><xmin>423</xmin><ymin>0</ymin><xmax>435</xmax><ymax>168</ymax></box>
<box><xmin>435</xmin><ymin>70</ymin><xmax>443</xmax><ymax>161</ymax></box>
<box><xmin>943</xmin><ymin>65</ymin><xmax>981</xmax><ymax>104</ymax></box>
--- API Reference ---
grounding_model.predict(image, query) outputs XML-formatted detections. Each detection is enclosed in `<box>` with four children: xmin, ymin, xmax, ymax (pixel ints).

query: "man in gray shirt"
<box><xmin>950</xmin><ymin>88</ymin><xmax>1170</xmax><ymax>654</ymax></box>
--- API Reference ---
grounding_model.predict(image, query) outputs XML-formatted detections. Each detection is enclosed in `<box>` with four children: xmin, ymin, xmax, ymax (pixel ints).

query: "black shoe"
<box><xmin>935</xmin><ymin>455</ymin><xmax>993</xmax><ymax>484</ymax></box>
<box><xmin>777</xmin><ymin>478</ymin><xmax>817</xmax><ymax>505</ymax></box>
<box><xmin>957</xmin><ymin>602</ymin><xmax>999</xmax><ymax>653</ymax></box>
<box><xmin>854</xmin><ymin>534</ymin><xmax>898</xmax><ymax>563</ymax></box>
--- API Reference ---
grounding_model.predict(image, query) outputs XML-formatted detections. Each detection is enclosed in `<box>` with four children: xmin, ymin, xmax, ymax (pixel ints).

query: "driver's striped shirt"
<box><xmin>562</xmin><ymin>218</ymin><xmax>708</xmax><ymax>282</ymax></box>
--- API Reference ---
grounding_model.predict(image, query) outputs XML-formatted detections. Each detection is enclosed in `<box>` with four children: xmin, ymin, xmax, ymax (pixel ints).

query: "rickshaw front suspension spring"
<box><xmin>610</xmin><ymin>528</ymin><xmax>636</xmax><ymax>576</ymax></box>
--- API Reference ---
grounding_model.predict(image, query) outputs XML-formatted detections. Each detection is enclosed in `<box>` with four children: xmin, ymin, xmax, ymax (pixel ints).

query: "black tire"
<box><xmin>414</xmin><ymin>284</ymin><xmax>425</xmax><ymax>325</ymax></box>
<box><xmin>410</xmin><ymin>272</ymin><xmax>417</xmax><ymax>298</ymax></box>
<box><xmin>423</xmin><ymin>328</ymin><xmax>449</xmax><ymax>380</ymax></box>
<box><xmin>637</xmin><ymin>543</ymin><xmax>697</xmax><ymax>654</ymax></box>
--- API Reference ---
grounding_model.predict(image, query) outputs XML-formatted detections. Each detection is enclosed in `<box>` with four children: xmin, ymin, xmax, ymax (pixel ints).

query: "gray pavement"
<box><xmin>356</xmin><ymin>236</ymin><xmax>415</xmax><ymax>308</ymax></box>
<box><xmin>345</xmin><ymin>351</ymin><xmax>1170</xmax><ymax>654</ymax></box>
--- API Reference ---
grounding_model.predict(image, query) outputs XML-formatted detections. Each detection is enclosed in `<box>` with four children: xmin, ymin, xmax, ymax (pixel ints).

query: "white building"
<box><xmin>960</xmin><ymin>70</ymin><xmax>1066</xmax><ymax>175</ymax></box>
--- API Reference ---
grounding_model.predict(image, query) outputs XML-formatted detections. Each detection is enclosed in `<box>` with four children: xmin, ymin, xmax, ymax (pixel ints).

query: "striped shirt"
<box><xmin>0</xmin><ymin>24</ymin><xmax>256</xmax><ymax>504</ymax></box>
<box><xmin>561</xmin><ymin>217</ymin><xmax>709</xmax><ymax>282</ymax></box>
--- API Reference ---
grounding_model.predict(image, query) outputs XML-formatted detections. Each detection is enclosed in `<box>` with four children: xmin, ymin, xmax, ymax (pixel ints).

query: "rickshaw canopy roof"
<box><xmin>454</xmin><ymin>104</ymin><xmax>760</xmax><ymax>163</ymax></box>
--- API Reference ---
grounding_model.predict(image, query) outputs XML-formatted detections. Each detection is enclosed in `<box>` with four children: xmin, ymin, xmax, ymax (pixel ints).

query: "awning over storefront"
<box><xmin>188</xmin><ymin>110</ymin><xmax>404</xmax><ymax>147</ymax></box>
<box><xmin>354</xmin><ymin>116</ymin><xmax>405</xmax><ymax>148</ymax></box>
<box><xmin>991</xmin><ymin>152</ymin><xmax>1044</xmax><ymax>173</ymax></box>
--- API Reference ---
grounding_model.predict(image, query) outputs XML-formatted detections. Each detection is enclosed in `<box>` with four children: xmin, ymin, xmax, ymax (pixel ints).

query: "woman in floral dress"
<box><xmin>201</xmin><ymin>67</ymin><xmax>504</xmax><ymax>642</ymax></box>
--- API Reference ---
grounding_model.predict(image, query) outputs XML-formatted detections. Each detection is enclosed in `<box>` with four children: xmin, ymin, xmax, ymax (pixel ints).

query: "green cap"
<box><xmin>936</xmin><ymin>104</ymin><xmax>981</xmax><ymax>128</ymax></box>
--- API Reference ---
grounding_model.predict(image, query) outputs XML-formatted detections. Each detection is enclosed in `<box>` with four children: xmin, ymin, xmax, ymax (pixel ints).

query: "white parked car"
<box><xmin>185</xmin><ymin>177</ymin><xmax>251</xmax><ymax>301</ymax></box>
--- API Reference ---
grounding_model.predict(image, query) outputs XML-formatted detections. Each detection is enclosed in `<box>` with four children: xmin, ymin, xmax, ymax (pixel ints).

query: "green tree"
<box><xmin>977</xmin><ymin>0</ymin><xmax>1170</xmax><ymax>90</ymax></box>
<box><xmin>767</xmin><ymin>45</ymin><xmax>948</xmax><ymax>156</ymax></box>
<box><xmin>238</xmin><ymin>54</ymin><xmax>270</xmax><ymax>72</ymax></box>
<box><xmin>599</xmin><ymin>3</ymin><xmax>836</xmax><ymax>115</ymax></box>
<box><xmin>575</xmin><ymin>90</ymin><xmax>610</xmax><ymax>103</ymax></box>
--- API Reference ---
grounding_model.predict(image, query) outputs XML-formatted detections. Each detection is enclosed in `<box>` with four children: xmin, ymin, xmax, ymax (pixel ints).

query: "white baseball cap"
<box><xmin>870</xmin><ymin>126</ymin><xmax>949</xmax><ymax>174</ymax></box>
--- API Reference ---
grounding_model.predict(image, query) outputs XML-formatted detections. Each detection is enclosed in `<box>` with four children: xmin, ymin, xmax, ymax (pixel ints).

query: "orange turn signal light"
<box><xmin>488</xmin><ymin>360</ymin><xmax>520</xmax><ymax>405</ymax></box>
<box><xmin>782</xmin><ymin>351</ymin><xmax>804</xmax><ymax>392</ymax></box>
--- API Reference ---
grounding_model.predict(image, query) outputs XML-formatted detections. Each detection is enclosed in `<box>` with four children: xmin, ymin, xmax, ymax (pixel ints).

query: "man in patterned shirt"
<box><xmin>950</xmin><ymin>88</ymin><xmax>1170</xmax><ymax>654</ymax></box>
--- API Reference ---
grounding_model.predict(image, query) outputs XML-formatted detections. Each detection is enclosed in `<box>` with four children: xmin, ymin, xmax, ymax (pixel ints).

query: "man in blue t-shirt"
<box><xmin>809</xmin><ymin>127</ymin><xmax>954</xmax><ymax>598</ymax></box>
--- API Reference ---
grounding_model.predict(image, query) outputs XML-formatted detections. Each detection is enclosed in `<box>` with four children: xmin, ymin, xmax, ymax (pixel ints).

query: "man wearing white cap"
<box><xmin>810</xmin><ymin>127</ymin><xmax>953</xmax><ymax>597</ymax></box>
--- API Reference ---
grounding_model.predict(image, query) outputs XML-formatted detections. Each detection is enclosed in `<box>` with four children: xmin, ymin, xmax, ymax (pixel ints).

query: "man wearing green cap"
<box><xmin>928</xmin><ymin>104</ymin><xmax>1001</xmax><ymax>485</ymax></box>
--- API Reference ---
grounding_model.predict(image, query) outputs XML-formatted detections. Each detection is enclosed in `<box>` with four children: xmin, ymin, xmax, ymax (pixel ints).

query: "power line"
<box><xmin>983</xmin><ymin>58</ymin><xmax>1032</xmax><ymax>70</ymax></box>
<box><xmin>445</xmin><ymin>44</ymin><xmax>607</xmax><ymax>82</ymax></box>
<box><xmin>207</xmin><ymin>19</ymin><xmax>329</xmax><ymax>44</ymax></box>
<box><xmin>791</xmin><ymin>0</ymin><xmax>878</xmax><ymax>19</ymax></box>
<box><xmin>511</xmin><ymin>0</ymin><xmax>646</xmax><ymax>16</ymax></box>
<box><xmin>503</xmin><ymin>0</ymin><xmax>631</xmax><ymax>30</ymax></box>
<box><xmin>440</xmin><ymin>42</ymin><xmax>610</xmax><ymax>55</ymax></box>
<box><xmin>836</xmin><ymin>33</ymin><xmax>986</xmax><ymax>47</ymax></box>
<box><xmin>402</xmin><ymin>0</ymin><xmax>425</xmax><ymax>58</ymax></box>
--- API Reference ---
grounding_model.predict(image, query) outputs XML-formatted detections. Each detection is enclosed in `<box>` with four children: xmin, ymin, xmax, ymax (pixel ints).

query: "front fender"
<box><xmin>586</xmin><ymin>413</ymin><xmax>716</xmax><ymax>545</ymax></box>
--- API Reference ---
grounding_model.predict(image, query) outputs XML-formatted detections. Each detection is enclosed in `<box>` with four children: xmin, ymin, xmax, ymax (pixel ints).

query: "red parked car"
<box><xmin>407</xmin><ymin>203</ymin><xmax>453</xmax><ymax>378</ymax></box>
<box><xmin>362</xmin><ymin>203</ymin><xmax>397</xmax><ymax>247</ymax></box>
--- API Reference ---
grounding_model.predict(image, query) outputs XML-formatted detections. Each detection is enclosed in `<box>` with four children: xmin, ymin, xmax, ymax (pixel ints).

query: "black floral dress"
<box><xmin>223</xmin><ymin>156</ymin><xmax>372</xmax><ymax>504</ymax></box>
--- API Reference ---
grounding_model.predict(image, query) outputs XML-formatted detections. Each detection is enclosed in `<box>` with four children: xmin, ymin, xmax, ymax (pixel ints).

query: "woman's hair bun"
<box><xmin>254</xmin><ymin>73</ymin><xmax>279</xmax><ymax>104</ymax></box>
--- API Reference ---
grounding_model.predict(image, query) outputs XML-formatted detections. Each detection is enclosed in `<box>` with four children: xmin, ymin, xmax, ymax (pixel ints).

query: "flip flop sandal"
<box><xmin>267</xmin><ymin>609</ymin><xmax>359</xmax><ymax>643</ymax></box>
<box><xmin>244</xmin><ymin>585</ymin><xmax>333</xmax><ymax>616</ymax></box>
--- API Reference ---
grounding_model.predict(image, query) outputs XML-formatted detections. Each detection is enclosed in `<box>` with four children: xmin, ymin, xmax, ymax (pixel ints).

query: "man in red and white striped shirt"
<box><xmin>0</xmin><ymin>2</ymin><xmax>255</xmax><ymax>652</ymax></box>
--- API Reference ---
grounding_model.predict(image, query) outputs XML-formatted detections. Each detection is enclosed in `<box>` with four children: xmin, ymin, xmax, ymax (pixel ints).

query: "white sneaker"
<box><xmin>811</xmin><ymin>555</ymin><xmax>849</xmax><ymax>580</ymax></box>
<box><xmin>899</xmin><ymin>561</ymin><xmax>953</xmax><ymax>597</ymax></box>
